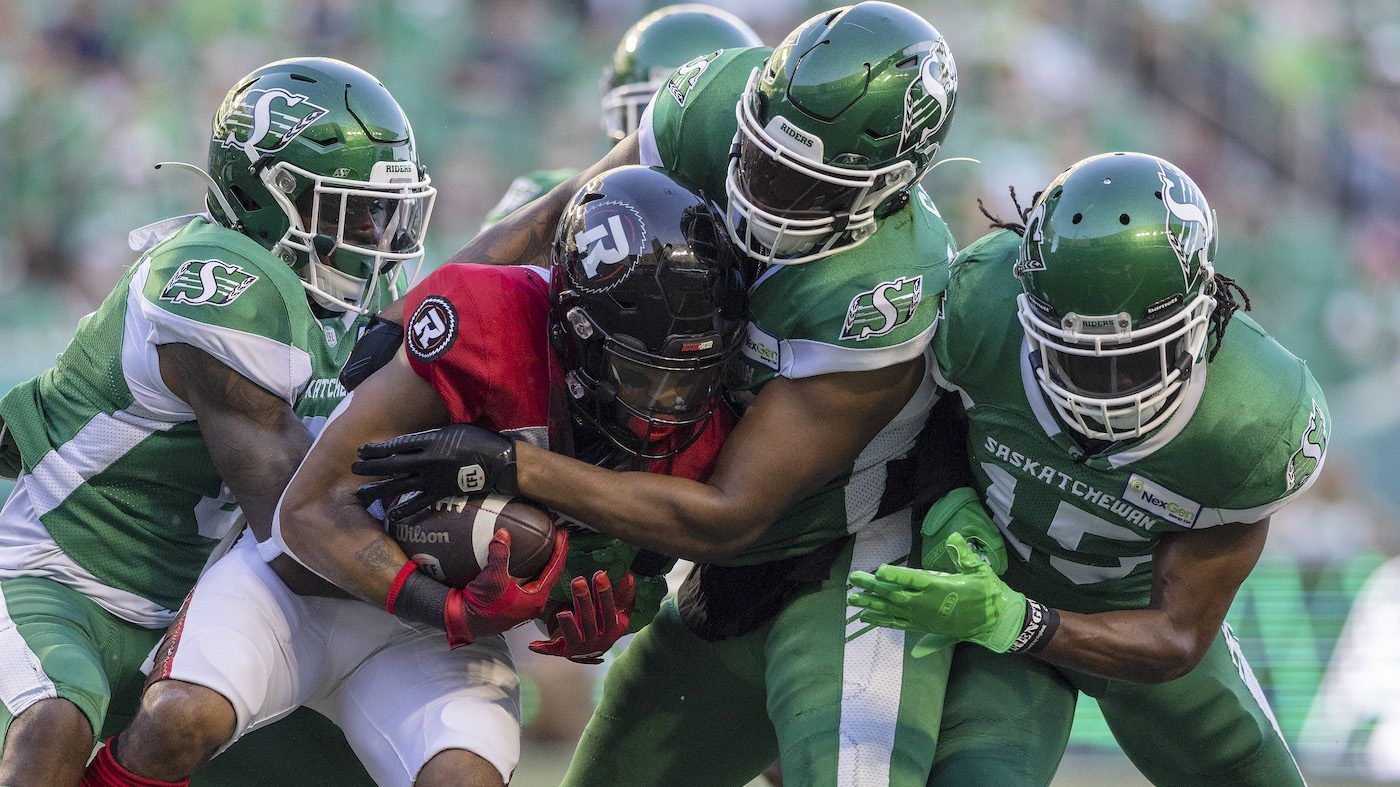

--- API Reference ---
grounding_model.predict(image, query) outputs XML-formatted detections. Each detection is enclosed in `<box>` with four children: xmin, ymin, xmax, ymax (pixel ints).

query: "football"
<box><xmin>386</xmin><ymin>494</ymin><xmax>557</xmax><ymax>587</ymax></box>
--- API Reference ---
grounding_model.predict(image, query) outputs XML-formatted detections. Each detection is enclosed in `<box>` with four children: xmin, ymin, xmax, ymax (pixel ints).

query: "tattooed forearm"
<box><xmin>355</xmin><ymin>536</ymin><xmax>401</xmax><ymax>573</ymax></box>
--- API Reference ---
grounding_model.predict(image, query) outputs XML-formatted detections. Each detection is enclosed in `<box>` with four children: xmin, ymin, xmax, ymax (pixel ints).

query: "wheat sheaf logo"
<box><xmin>215</xmin><ymin>87</ymin><xmax>329</xmax><ymax>159</ymax></box>
<box><xmin>898</xmin><ymin>38</ymin><xmax>957</xmax><ymax>158</ymax></box>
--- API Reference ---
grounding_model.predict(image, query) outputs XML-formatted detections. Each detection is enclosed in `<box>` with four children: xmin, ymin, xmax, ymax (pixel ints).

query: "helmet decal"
<box><xmin>898</xmin><ymin>38</ymin><xmax>957</xmax><ymax>158</ymax></box>
<box><xmin>1013</xmin><ymin>200</ymin><xmax>1048</xmax><ymax>277</ymax></box>
<box><xmin>1157</xmin><ymin>163</ymin><xmax>1214</xmax><ymax>285</ymax></box>
<box><xmin>571</xmin><ymin>201</ymin><xmax>647</xmax><ymax>292</ymax></box>
<box><xmin>215</xmin><ymin>87</ymin><xmax>329</xmax><ymax>161</ymax></box>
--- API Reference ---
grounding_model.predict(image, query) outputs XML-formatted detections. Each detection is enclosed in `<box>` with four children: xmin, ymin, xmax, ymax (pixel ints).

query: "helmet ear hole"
<box><xmin>1071</xmin><ymin>213</ymin><xmax>1082</xmax><ymax>224</ymax></box>
<box><xmin>1119</xmin><ymin>213</ymin><xmax>1130</xmax><ymax>225</ymax></box>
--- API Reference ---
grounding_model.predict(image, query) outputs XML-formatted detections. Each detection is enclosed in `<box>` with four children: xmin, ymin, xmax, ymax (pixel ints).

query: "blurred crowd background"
<box><xmin>1</xmin><ymin>0</ymin><xmax>1398</xmax><ymax>783</ymax></box>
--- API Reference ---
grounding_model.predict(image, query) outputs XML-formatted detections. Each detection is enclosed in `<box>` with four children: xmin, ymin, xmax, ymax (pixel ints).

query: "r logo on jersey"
<box><xmin>570</xmin><ymin>201</ymin><xmax>646</xmax><ymax>293</ymax></box>
<box><xmin>160</xmin><ymin>259</ymin><xmax>259</xmax><ymax>307</ymax></box>
<box><xmin>214</xmin><ymin>87</ymin><xmax>328</xmax><ymax>160</ymax></box>
<box><xmin>841</xmin><ymin>276</ymin><xmax>923</xmax><ymax>341</ymax></box>
<box><xmin>667</xmin><ymin>51</ymin><xmax>722</xmax><ymax>107</ymax></box>
<box><xmin>1286</xmin><ymin>400</ymin><xmax>1327</xmax><ymax>493</ymax></box>
<box><xmin>407</xmin><ymin>295</ymin><xmax>458</xmax><ymax>362</ymax></box>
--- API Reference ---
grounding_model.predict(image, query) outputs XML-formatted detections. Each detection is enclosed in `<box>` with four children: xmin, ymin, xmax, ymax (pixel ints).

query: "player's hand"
<box><xmin>848</xmin><ymin>533</ymin><xmax>1029</xmax><ymax>654</ymax></box>
<box><xmin>443</xmin><ymin>527</ymin><xmax>568</xmax><ymax>648</ymax></box>
<box><xmin>920</xmin><ymin>487</ymin><xmax>1007</xmax><ymax>575</ymax></box>
<box><xmin>529</xmin><ymin>570</ymin><xmax>635</xmax><ymax>664</ymax></box>
<box><xmin>352</xmin><ymin>424</ymin><xmax>518</xmax><ymax>520</ymax></box>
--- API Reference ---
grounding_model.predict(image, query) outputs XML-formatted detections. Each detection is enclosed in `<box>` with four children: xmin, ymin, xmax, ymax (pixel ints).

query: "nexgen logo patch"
<box><xmin>1122</xmin><ymin>473</ymin><xmax>1201</xmax><ymax>528</ymax></box>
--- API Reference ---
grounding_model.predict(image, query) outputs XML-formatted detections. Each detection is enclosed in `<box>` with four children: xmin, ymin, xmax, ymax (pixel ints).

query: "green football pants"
<box><xmin>931</xmin><ymin>623</ymin><xmax>1304</xmax><ymax>786</ymax></box>
<box><xmin>564</xmin><ymin>510</ymin><xmax>950</xmax><ymax>787</ymax></box>
<box><xmin>0</xmin><ymin>576</ymin><xmax>372</xmax><ymax>784</ymax></box>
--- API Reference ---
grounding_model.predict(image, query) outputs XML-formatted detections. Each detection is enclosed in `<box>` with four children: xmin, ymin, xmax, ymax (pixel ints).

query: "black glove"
<box><xmin>339</xmin><ymin>316</ymin><xmax>403</xmax><ymax>391</ymax></box>
<box><xmin>353</xmin><ymin>424</ymin><xmax>519</xmax><ymax>521</ymax></box>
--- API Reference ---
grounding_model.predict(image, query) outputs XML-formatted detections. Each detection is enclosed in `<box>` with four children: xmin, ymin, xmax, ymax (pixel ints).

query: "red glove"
<box><xmin>529</xmin><ymin>570</ymin><xmax>636</xmax><ymax>663</ymax></box>
<box><xmin>444</xmin><ymin>527</ymin><xmax>568</xmax><ymax>649</ymax></box>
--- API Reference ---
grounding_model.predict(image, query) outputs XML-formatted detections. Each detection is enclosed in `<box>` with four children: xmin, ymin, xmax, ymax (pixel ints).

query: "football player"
<box><xmin>353</xmin><ymin>3</ymin><xmax>966</xmax><ymax>784</ymax></box>
<box><xmin>849</xmin><ymin>152</ymin><xmax>1323</xmax><ymax>785</ymax></box>
<box><xmin>0</xmin><ymin>57</ymin><xmax>433</xmax><ymax>786</ymax></box>
<box><xmin>91</xmin><ymin>165</ymin><xmax>747</xmax><ymax>787</ymax></box>
<box><xmin>478</xmin><ymin>4</ymin><xmax>761</xmax><ymax>231</ymax></box>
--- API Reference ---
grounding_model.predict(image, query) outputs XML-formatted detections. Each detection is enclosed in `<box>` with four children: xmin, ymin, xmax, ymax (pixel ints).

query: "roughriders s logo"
<box><xmin>407</xmin><ymin>295</ymin><xmax>458</xmax><ymax>362</ymax></box>
<box><xmin>570</xmin><ymin>201</ymin><xmax>646</xmax><ymax>293</ymax></box>
<box><xmin>1286</xmin><ymin>400</ymin><xmax>1327</xmax><ymax>493</ymax></box>
<box><xmin>159</xmin><ymin>259</ymin><xmax>259</xmax><ymax>307</ymax></box>
<box><xmin>841</xmin><ymin>276</ymin><xmax>923</xmax><ymax>341</ymax></box>
<box><xmin>1157</xmin><ymin>164</ymin><xmax>1215</xmax><ymax>286</ymax></box>
<box><xmin>1014</xmin><ymin>201</ymin><xmax>1049</xmax><ymax>277</ymax></box>
<box><xmin>214</xmin><ymin>87</ymin><xmax>328</xmax><ymax>160</ymax></box>
<box><xmin>897</xmin><ymin>38</ymin><xmax>957</xmax><ymax>158</ymax></box>
<box><xmin>667</xmin><ymin>51</ymin><xmax>722</xmax><ymax>107</ymax></box>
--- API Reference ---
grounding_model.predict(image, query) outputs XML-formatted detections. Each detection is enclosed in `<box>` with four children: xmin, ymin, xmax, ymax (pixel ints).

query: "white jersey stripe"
<box><xmin>837</xmin><ymin>509</ymin><xmax>912</xmax><ymax>785</ymax></box>
<box><xmin>782</xmin><ymin>317</ymin><xmax>937</xmax><ymax>380</ymax></box>
<box><xmin>0</xmin><ymin>582</ymin><xmax>58</xmax><ymax>718</ymax></box>
<box><xmin>0</xmin><ymin>475</ymin><xmax>173</xmax><ymax>626</ymax></box>
<box><xmin>1222</xmin><ymin>621</ymin><xmax>1306</xmax><ymax>782</ymax></box>
<box><xmin>26</xmin><ymin>410</ymin><xmax>176</xmax><ymax>518</ymax></box>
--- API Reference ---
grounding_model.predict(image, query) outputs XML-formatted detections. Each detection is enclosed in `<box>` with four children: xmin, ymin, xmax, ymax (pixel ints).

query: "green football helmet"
<box><xmin>1016</xmin><ymin>152</ymin><xmax>1218</xmax><ymax>441</ymax></box>
<box><xmin>726</xmin><ymin>1</ymin><xmax>957</xmax><ymax>264</ymax></box>
<box><xmin>602</xmin><ymin>4</ymin><xmax>761</xmax><ymax>143</ymax></box>
<box><xmin>205</xmin><ymin>57</ymin><xmax>436</xmax><ymax>313</ymax></box>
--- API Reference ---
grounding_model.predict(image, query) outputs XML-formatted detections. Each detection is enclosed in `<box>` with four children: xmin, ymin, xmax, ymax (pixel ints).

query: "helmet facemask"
<box><xmin>264</xmin><ymin>159</ymin><xmax>436</xmax><ymax>314</ymax></box>
<box><xmin>725</xmin><ymin>68</ymin><xmax>916</xmax><ymax>265</ymax></box>
<box><xmin>560</xmin><ymin>308</ymin><xmax>727</xmax><ymax>461</ymax></box>
<box><xmin>602</xmin><ymin>76</ymin><xmax>665</xmax><ymax>143</ymax></box>
<box><xmin>1018</xmin><ymin>289</ymin><xmax>1215</xmax><ymax>442</ymax></box>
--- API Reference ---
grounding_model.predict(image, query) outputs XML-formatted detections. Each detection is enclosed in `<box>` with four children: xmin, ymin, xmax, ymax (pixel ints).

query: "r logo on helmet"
<box><xmin>570</xmin><ymin>201</ymin><xmax>647</xmax><ymax>293</ymax></box>
<box><xmin>407</xmin><ymin>295</ymin><xmax>458</xmax><ymax>362</ymax></box>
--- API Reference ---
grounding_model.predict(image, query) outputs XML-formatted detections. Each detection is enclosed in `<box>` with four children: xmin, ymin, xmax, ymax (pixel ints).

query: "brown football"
<box><xmin>386</xmin><ymin>494</ymin><xmax>556</xmax><ymax>588</ymax></box>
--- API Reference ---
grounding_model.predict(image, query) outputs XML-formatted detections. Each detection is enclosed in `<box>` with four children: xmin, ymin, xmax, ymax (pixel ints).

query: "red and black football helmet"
<box><xmin>550</xmin><ymin>165</ymin><xmax>747</xmax><ymax>460</ymax></box>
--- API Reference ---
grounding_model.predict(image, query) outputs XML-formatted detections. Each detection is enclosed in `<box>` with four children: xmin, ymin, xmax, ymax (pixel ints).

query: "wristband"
<box><xmin>1005</xmin><ymin>598</ymin><xmax>1059</xmax><ymax>654</ymax></box>
<box><xmin>384</xmin><ymin>562</ymin><xmax>418</xmax><ymax>614</ymax></box>
<box><xmin>390</xmin><ymin>568</ymin><xmax>450</xmax><ymax>630</ymax></box>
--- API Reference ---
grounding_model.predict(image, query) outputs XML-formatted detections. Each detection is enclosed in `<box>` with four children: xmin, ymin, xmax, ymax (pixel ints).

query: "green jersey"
<box><xmin>641</xmin><ymin>47</ymin><xmax>958</xmax><ymax>564</ymax></box>
<box><xmin>0</xmin><ymin>217</ymin><xmax>379</xmax><ymax>626</ymax></box>
<box><xmin>936</xmin><ymin>231</ymin><xmax>1329</xmax><ymax>611</ymax></box>
<box><xmin>479</xmin><ymin>168</ymin><xmax>577</xmax><ymax>232</ymax></box>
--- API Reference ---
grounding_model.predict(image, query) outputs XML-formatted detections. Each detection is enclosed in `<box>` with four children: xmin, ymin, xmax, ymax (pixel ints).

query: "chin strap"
<box><xmin>152</xmin><ymin>162</ymin><xmax>243</xmax><ymax>231</ymax></box>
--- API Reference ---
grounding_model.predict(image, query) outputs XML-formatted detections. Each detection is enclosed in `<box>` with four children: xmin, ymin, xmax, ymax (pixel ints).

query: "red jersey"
<box><xmin>401</xmin><ymin>264</ymin><xmax>728</xmax><ymax>481</ymax></box>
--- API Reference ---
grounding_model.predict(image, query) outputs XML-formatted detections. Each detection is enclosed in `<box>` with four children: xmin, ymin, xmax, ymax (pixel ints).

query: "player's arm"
<box><xmin>276</xmin><ymin>348</ymin><xmax>448</xmax><ymax>604</ymax></box>
<box><xmin>441</xmin><ymin>133</ymin><xmax>639</xmax><ymax>267</ymax></box>
<box><xmin>851</xmin><ymin>519</ymin><xmax>1269</xmax><ymax>685</ymax></box>
<box><xmin>156</xmin><ymin>342</ymin><xmax>310</xmax><ymax>541</ymax></box>
<box><xmin>277</xmin><ymin>347</ymin><xmax>570</xmax><ymax>648</ymax></box>
<box><xmin>360</xmin><ymin>357</ymin><xmax>926</xmax><ymax>562</ymax></box>
<box><xmin>1036</xmin><ymin>519</ymin><xmax>1268</xmax><ymax>682</ymax></box>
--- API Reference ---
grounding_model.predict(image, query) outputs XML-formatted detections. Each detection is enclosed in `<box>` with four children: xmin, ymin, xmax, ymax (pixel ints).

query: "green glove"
<box><xmin>849</xmin><ymin>533</ymin><xmax>1035</xmax><ymax>654</ymax></box>
<box><xmin>920</xmin><ymin>487</ymin><xmax>1007</xmax><ymax>575</ymax></box>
